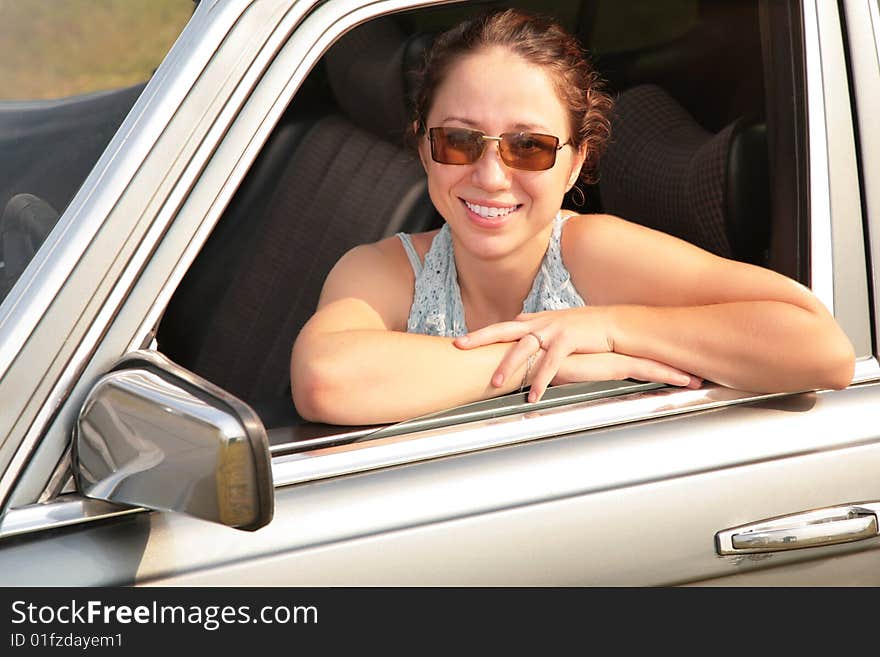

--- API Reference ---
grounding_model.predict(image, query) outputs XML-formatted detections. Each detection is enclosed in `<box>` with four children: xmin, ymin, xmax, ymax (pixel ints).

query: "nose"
<box><xmin>471</xmin><ymin>140</ymin><xmax>512</xmax><ymax>191</ymax></box>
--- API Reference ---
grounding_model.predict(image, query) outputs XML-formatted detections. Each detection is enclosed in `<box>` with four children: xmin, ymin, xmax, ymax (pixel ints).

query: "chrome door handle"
<box><xmin>716</xmin><ymin>503</ymin><xmax>880</xmax><ymax>555</ymax></box>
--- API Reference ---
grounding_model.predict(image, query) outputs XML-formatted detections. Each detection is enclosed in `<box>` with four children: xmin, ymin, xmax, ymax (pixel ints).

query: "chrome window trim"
<box><xmin>874</xmin><ymin>0</ymin><xmax>880</xmax><ymax>58</ymax></box>
<box><xmin>802</xmin><ymin>0</ymin><xmax>834</xmax><ymax>312</ymax></box>
<box><xmin>815</xmin><ymin>0</ymin><xmax>871</xmax><ymax>354</ymax></box>
<box><xmin>268</xmin><ymin>425</ymin><xmax>383</xmax><ymax>456</ymax></box>
<box><xmin>853</xmin><ymin>356</ymin><xmax>880</xmax><ymax>384</ymax></box>
<box><xmin>869</xmin><ymin>0</ymin><xmax>880</xmax><ymax>357</ymax></box>
<box><xmin>270</xmin><ymin>384</ymin><xmax>808</xmax><ymax>488</ymax></box>
<box><xmin>0</xmin><ymin>496</ymin><xmax>143</xmax><ymax>540</ymax></box>
<box><xmin>804</xmin><ymin>0</ymin><xmax>871</xmax><ymax>356</ymax></box>
<box><xmin>842</xmin><ymin>0</ymin><xmax>880</xmax><ymax>357</ymax></box>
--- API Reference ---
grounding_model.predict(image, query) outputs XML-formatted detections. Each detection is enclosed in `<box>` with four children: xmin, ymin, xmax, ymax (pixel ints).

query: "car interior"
<box><xmin>0</xmin><ymin>81</ymin><xmax>148</xmax><ymax>297</ymax></box>
<box><xmin>0</xmin><ymin>0</ymin><xmax>805</xmax><ymax>436</ymax></box>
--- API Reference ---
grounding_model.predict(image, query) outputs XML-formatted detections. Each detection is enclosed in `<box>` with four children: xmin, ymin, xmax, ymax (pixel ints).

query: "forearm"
<box><xmin>292</xmin><ymin>329</ymin><xmax>530</xmax><ymax>424</ymax></box>
<box><xmin>607</xmin><ymin>301</ymin><xmax>855</xmax><ymax>392</ymax></box>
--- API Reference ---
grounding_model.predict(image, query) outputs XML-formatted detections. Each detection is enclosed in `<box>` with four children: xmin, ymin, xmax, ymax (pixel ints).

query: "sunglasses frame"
<box><xmin>426</xmin><ymin>126</ymin><xmax>570</xmax><ymax>171</ymax></box>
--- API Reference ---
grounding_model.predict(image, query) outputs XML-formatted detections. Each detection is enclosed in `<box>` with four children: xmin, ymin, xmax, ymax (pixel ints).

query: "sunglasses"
<box><xmin>427</xmin><ymin>126</ymin><xmax>570</xmax><ymax>171</ymax></box>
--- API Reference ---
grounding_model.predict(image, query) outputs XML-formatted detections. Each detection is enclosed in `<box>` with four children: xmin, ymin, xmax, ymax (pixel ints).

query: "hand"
<box><xmin>454</xmin><ymin>308</ymin><xmax>614</xmax><ymax>392</ymax></box>
<box><xmin>546</xmin><ymin>352</ymin><xmax>702</xmax><ymax>402</ymax></box>
<box><xmin>454</xmin><ymin>308</ymin><xmax>701</xmax><ymax>401</ymax></box>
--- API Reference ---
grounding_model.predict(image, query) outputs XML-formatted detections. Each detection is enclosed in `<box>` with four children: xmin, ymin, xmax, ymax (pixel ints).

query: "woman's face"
<box><xmin>419</xmin><ymin>46</ymin><xmax>585</xmax><ymax>261</ymax></box>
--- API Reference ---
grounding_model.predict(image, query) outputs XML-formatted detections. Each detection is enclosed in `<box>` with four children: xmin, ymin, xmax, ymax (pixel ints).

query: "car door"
<box><xmin>1</xmin><ymin>0</ymin><xmax>879</xmax><ymax>586</ymax></box>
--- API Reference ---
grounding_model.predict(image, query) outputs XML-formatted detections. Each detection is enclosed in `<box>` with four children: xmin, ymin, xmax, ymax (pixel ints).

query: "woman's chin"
<box><xmin>451</xmin><ymin>225</ymin><xmax>525</xmax><ymax>261</ymax></box>
<box><xmin>446</xmin><ymin>204</ymin><xmax>554</xmax><ymax>261</ymax></box>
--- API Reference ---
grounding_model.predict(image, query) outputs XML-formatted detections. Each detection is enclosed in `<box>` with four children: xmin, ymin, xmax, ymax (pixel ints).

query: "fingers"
<box><xmin>686</xmin><ymin>376</ymin><xmax>704</xmax><ymax>389</ymax></box>
<box><xmin>457</xmin><ymin>313</ymin><xmax>702</xmax><ymax>400</ymax></box>
<box><xmin>525</xmin><ymin>343</ymin><xmax>567</xmax><ymax>402</ymax></box>
<box><xmin>491</xmin><ymin>333</ymin><xmax>542</xmax><ymax>387</ymax></box>
<box><xmin>454</xmin><ymin>320</ymin><xmax>533</xmax><ymax>349</ymax></box>
<box><xmin>611</xmin><ymin>354</ymin><xmax>697</xmax><ymax>388</ymax></box>
<box><xmin>546</xmin><ymin>353</ymin><xmax>700</xmax><ymax>398</ymax></box>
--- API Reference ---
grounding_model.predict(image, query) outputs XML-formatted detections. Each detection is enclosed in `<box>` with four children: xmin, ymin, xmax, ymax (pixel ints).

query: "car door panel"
<box><xmin>24</xmin><ymin>383</ymin><xmax>869</xmax><ymax>586</ymax></box>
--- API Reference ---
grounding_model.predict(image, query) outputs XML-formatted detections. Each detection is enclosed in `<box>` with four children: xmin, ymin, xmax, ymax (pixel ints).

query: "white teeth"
<box><xmin>464</xmin><ymin>201</ymin><xmax>518</xmax><ymax>218</ymax></box>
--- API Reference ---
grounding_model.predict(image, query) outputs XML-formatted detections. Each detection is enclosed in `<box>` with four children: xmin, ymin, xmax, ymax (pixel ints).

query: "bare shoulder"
<box><xmin>561</xmin><ymin>213</ymin><xmax>646</xmax><ymax>274</ymax></box>
<box><xmin>324</xmin><ymin>235</ymin><xmax>412</xmax><ymax>297</ymax></box>
<box><xmin>560</xmin><ymin>213</ymin><xmax>726</xmax><ymax>306</ymax></box>
<box><xmin>316</xmin><ymin>230</ymin><xmax>440</xmax><ymax>330</ymax></box>
<box><xmin>563</xmin><ymin>212</ymin><xmax>666</xmax><ymax>245</ymax></box>
<box><xmin>560</xmin><ymin>211</ymin><xmax>816</xmax><ymax>309</ymax></box>
<box><xmin>563</xmin><ymin>212</ymin><xmax>727</xmax><ymax>261</ymax></box>
<box><xmin>339</xmin><ymin>228</ymin><xmax>440</xmax><ymax>280</ymax></box>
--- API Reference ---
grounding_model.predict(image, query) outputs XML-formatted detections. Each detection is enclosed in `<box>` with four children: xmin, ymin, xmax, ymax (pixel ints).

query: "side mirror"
<box><xmin>73</xmin><ymin>350</ymin><xmax>273</xmax><ymax>531</ymax></box>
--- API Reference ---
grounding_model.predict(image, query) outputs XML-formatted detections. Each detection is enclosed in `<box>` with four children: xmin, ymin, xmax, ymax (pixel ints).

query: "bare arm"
<box><xmin>291</xmin><ymin>236</ymin><xmax>693</xmax><ymax>424</ymax></box>
<box><xmin>459</xmin><ymin>214</ymin><xmax>855</xmax><ymax>398</ymax></box>
<box><xmin>582</xmin><ymin>214</ymin><xmax>855</xmax><ymax>392</ymax></box>
<box><xmin>291</xmin><ymin>240</ymin><xmax>539</xmax><ymax>424</ymax></box>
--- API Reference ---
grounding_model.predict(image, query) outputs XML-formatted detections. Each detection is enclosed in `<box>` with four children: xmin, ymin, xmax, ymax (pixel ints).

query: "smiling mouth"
<box><xmin>462</xmin><ymin>200</ymin><xmax>522</xmax><ymax>218</ymax></box>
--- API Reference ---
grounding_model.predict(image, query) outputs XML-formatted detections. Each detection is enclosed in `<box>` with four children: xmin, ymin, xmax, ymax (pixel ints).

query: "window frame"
<box><xmin>840</xmin><ymin>0</ymin><xmax>880</xmax><ymax>359</ymax></box>
<box><xmin>251</xmin><ymin>0</ymin><xmax>879</xmax><ymax>489</ymax></box>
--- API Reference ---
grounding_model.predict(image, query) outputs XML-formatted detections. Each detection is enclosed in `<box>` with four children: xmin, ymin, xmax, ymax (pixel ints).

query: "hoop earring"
<box><xmin>569</xmin><ymin>185</ymin><xmax>586</xmax><ymax>208</ymax></box>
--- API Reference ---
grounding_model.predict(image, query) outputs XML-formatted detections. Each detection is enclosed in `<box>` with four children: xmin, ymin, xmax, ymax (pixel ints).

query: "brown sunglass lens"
<box><xmin>430</xmin><ymin>128</ymin><xmax>484</xmax><ymax>165</ymax></box>
<box><xmin>499</xmin><ymin>133</ymin><xmax>559</xmax><ymax>171</ymax></box>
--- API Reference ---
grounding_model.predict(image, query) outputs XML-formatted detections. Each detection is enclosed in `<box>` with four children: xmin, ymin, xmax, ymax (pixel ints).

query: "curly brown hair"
<box><xmin>410</xmin><ymin>7</ymin><xmax>613</xmax><ymax>185</ymax></box>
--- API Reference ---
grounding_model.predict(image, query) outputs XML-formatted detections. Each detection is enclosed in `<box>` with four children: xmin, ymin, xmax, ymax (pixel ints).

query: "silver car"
<box><xmin>1</xmin><ymin>0</ymin><xmax>879</xmax><ymax>586</ymax></box>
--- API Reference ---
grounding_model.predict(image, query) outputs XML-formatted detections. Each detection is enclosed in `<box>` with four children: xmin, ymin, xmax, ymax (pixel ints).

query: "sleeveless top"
<box><xmin>396</xmin><ymin>212</ymin><xmax>586</xmax><ymax>337</ymax></box>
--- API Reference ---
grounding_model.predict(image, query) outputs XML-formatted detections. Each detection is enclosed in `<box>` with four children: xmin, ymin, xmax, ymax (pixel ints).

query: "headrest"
<box><xmin>324</xmin><ymin>18</ymin><xmax>429</xmax><ymax>145</ymax></box>
<box><xmin>1</xmin><ymin>193</ymin><xmax>59</xmax><ymax>297</ymax></box>
<box><xmin>598</xmin><ymin>84</ymin><xmax>737</xmax><ymax>258</ymax></box>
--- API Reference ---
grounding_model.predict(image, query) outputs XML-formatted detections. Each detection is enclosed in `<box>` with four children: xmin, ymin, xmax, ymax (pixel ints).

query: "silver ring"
<box><xmin>529</xmin><ymin>332</ymin><xmax>545</xmax><ymax>349</ymax></box>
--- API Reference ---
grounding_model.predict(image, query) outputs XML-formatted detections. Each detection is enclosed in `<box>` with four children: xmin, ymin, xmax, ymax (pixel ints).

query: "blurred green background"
<box><xmin>0</xmin><ymin>0</ymin><xmax>194</xmax><ymax>100</ymax></box>
<box><xmin>0</xmin><ymin>0</ymin><xmax>696</xmax><ymax>101</ymax></box>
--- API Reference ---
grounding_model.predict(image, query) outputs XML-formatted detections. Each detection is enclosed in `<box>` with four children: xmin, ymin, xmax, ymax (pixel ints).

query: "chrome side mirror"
<box><xmin>73</xmin><ymin>350</ymin><xmax>273</xmax><ymax>531</ymax></box>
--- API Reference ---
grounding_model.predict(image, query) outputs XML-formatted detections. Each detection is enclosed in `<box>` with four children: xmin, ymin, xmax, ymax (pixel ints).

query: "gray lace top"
<box><xmin>396</xmin><ymin>212</ymin><xmax>586</xmax><ymax>337</ymax></box>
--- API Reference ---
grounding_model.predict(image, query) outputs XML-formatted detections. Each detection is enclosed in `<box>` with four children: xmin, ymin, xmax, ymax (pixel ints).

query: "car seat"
<box><xmin>597</xmin><ymin>83</ymin><xmax>770</xmax><ymax>265</ymax></box>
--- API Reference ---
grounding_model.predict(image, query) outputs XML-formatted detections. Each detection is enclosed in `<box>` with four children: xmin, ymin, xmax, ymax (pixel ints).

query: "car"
<box><xmin>0</xmin><ymin>0</ymin><xmax>879</xmax><ymax>586</ymax></box>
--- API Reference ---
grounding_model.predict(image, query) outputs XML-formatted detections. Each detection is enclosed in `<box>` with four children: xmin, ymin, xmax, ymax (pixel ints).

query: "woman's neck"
<box><xmin>453</xmin><ymin>222</ymin><xmax>554</xmax><ymax>329</ymax></box>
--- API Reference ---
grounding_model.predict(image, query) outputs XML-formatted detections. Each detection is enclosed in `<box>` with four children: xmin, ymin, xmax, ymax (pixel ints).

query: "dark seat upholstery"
<box><xmin>156</xmin><ymin>17</ymin><xmax>434</xmax><ymax>426</ymax></box>
<box><xmin>597</xmin><ymin>84</ymin><xmax>770</xmax><ymax>265</ymax></box>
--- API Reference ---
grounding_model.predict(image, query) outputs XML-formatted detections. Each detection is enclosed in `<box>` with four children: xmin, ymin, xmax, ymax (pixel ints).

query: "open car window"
<box><xmin>156</xmin><ymin>0</ymin><xmax>819</xmax><ymax>438</ymax></box>
<box><xmin>150</xmin><ymin>0</ymin><xmax>821</xmax><ymax>441</ymax></box>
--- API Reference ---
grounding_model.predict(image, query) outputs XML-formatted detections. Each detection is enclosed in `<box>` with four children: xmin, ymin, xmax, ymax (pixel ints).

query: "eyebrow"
<box><xmin>438</xmin><ymin>116</ymin><xmax>551</xmax><ymax>132</ymax></box>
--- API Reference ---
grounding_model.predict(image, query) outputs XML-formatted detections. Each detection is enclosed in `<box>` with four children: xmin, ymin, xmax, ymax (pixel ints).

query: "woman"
<box><xmin>291</xmin><ymin>8</ymin><xmax>854</xmax><ymax>425</ymax></box>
